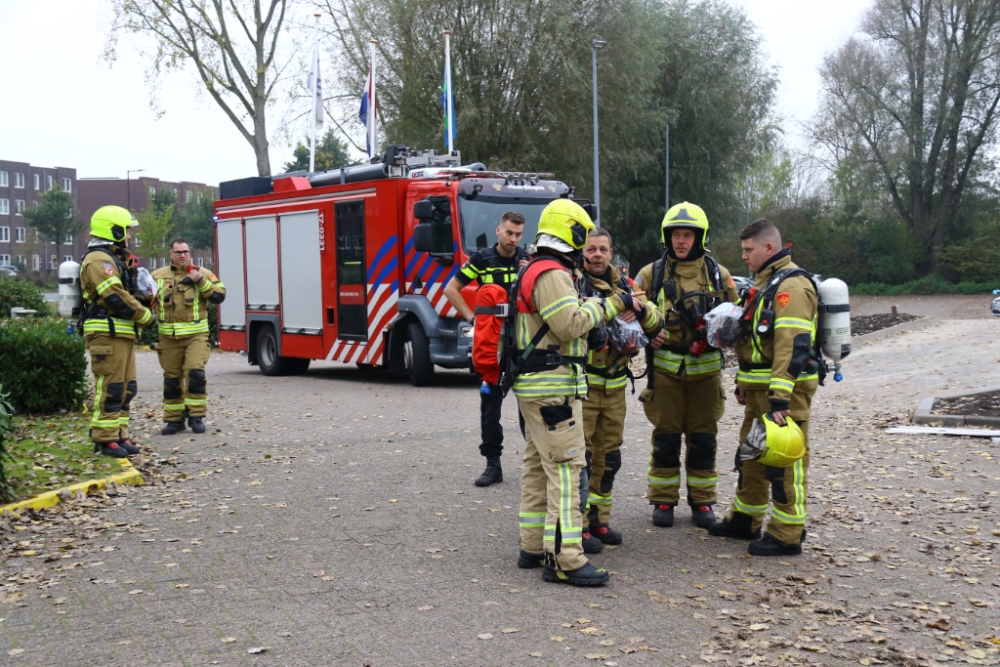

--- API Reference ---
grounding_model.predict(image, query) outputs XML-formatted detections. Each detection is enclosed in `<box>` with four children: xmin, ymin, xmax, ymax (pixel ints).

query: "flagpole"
<box><xmin>444</xmin><ymin>29</ymin><xmax>453</xmax><ymax>154</ymax></box>
<box><xmin>369</xmin><ymin>39</ymin><xmax>378</xmax><ymax>159</ymax></box>
<box><xmin>310</xmin><ymin>12</ymin><xmax>322</xmax><ymax>173</ymax></box>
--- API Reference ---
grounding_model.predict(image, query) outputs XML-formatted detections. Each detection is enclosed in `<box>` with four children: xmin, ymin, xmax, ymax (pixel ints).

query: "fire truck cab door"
<box><xmin>334</xmin><ymin>200</ymin><xmax>368</xmax><ymax>340</ymax></box>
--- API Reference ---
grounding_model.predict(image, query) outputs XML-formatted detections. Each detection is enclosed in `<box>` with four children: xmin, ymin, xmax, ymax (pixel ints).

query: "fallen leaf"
<box><xmin>128</xmin><ymin>589</ymin><xmax>143</xmax><ymax>595</ymax></box>
<box><xmin>528</xmin><ymin>652</ymin><xmax>543</xmax><ymax>657</ymax></box>
<box><xmin>967</xmin><ymin>649</ymin><xmax>987</xmax><ymax>660</ymax></box>
<box><xmin>502</xmin><ymin>628</ymin><xmax>520</xmax><ymax>634</ymax></box>
<box><xmin>551</xmin><ymin>636</ymin><xmax>565</xmax><ymax>643</ymax></box>
<box><xmin>418</xmin><ymin>605</ymin><xmax>434</xmax><ymax>611</ymax></box>
<box><xmin>8</xmin><ymin>649</ymin><xmax>25</xmax><ymax>657</ymax></box>
<box><xmin>748</xmin><ymin>624</ymin><xmax>770</xmax><ymax>631</ymax></box>
<box><xmin>599</xmin><ymin>640</ymin><xmax>616</xmax><ymax>647</ymax></box>
<box><xmin>580</xmin><ymin>627</ymin><xmax>607</xmax><ymax>636</ymax></box>
<box><xmin>221</xmin><ymin>638</ymin><xmax>236</xmax><ymax>644</ymax></box>
<box><xmin>477</xmin><ymin>633</ymin><xmax>493</xmax><ymax>640</ymax></box>
<box><xmin>584</xmin><ymin>653</ymin><xmax>610</xmax><ymax>660</ymax></box>
<box><xmin>247</xmin><ymin>646</ymin><xmax>269</xmax><ymax>654</ymax></box>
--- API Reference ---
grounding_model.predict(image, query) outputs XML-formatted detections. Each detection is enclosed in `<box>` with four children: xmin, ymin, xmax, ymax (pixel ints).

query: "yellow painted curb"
<box><xmin>1</xmin><ymin>459</ymin><xmax>144</xmax><ymax>516</ymax></box>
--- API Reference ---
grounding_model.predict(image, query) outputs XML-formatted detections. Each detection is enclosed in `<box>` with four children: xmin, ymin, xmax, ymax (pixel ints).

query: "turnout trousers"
<box><xmin>583</xmin><ymin>387</ymin><xmax>626</xmax><ymax>528</ymax></box>
<box><xmin>86</xmin><ymin>334</ymin><xmax>137</xmax><ymax>444</ymax></box>
<box><xmin>157</xmin><ymin>333</ymin><xmax>211</xmax><ymax>422</ymax></box>
<box><xmin>479</xmin><ymin>383</ymin><xmax>504</xmax><ymax>458</ymax></box>
<box><xmin>642</xmin><ymin>370</ymin><xmax>725</xmax><ymax>507</ymax></box>
<box><xmin>725</xmin><ymin>388</ymin><xmax>812</xmax><ymax>545</ymax></box>
<box><xmin>518</xmin><ymin>395</ymin><xmax>589</xmax><ymax>572</ymax></box>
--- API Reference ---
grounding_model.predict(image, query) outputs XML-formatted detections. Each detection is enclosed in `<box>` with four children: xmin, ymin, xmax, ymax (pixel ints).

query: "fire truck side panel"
<box><xmin>277</xmin><ymin>209</ymin><xmax>324</xmax><ymax>334</ymax></box>
<box><xmin>244</xmin><ymin>215</ymin><xmax>281</xmax><ymax>309</ymax></box>
<box><xmin>215</xmin><ymin>218</ymin><xmax>247</xmax><ymax>353</ymax></box>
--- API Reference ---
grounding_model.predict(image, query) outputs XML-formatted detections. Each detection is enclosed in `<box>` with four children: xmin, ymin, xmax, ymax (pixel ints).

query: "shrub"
<box><xmin>0</xmin><ymin>317</ymin><xmax>87</xmax><ymax>414</ymax></box>
<box><xmin>851</xmin><ymin>276</ymin><xmax>996</xmax><ymax>295</ymax></box>
<box><xmin>0</xmin><ymin>385</ymin><xmax>13</xmax><ymax>502</ymax></box>
<box><xmin>0</xmin><ymin>275</ymin><xmax>49</xmax><ymax>318</ymax></box>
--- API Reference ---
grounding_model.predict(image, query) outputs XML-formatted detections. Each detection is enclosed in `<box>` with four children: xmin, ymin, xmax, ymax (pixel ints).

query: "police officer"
<box><xmin>443</xmin><ymin>211</ymin><xmax>528</xmax><ymax>487</ymax></box>
<box><xmin>635</xmin><ymin>203</ymin><xmax>738</xmax><ymax>529</ymax></box>
<box><xmin>152</xmin><ymin>238</ymin><xmax>226</xmax><ymax>435</ymax></box>
<box><xmin>580</xmin><ymin>229</ymin><xmax>662</xmax><ymax>545</ymax></box>
<box><xmin>709</xmin><ymin>219</ymin><xmax>819</xmax><ymax>556</ymax></box>
<box><xmin>79</xmin><ymin>206</ymin><xmax>154</xmax><ymax>457</ymax></box>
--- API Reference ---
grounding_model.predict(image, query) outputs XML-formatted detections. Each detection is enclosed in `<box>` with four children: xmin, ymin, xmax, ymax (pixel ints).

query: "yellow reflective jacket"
<box><xmin>151</xmin><ymin>264</ymin><xmax>226</xmax><ymax>338</ymax></box>
<box><xmin>80</xmin><ymin>246</ymin><xmax>153</xmax><ymax>339</ymax></box>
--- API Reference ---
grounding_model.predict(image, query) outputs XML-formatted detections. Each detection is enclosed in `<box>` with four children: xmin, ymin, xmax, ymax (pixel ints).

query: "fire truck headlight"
<box><xmin>460</xmin><ymin>324</ymin><xmax>474</xmax><ymax>338</ymax></box>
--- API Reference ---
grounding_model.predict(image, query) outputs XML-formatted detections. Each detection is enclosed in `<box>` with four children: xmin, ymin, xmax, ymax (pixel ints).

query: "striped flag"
<box><xmin>307</xmin><ymin>42</ymin><xmax>324</xmax><ymax>131</ymax></box>
<box><xmin>359</xmin><ymin>57</ymin><xmax>377</xmax><ymax>158</ymax></box>
<box><xmin>442</xmin><ymin>32</ymin><xmax>456</xmax><ymax>151</ymax></box>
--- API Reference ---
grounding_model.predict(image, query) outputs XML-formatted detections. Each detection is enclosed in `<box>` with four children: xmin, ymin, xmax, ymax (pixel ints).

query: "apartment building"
<box><xmin>0</xmin><ymin>159</ymin><xmax>78</xmax><ymax>271</ymax></box>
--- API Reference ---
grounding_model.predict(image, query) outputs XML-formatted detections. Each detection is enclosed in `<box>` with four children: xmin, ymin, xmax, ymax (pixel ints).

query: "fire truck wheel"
<box><xmin>405</xmin><ymin>322</ymin><xmax>435</xmax><ymax>387</ymax></box>
<box><xmin>257</xmin><ymin>326</ymin><xmax>284</xmax><ymax>376</ymax></box>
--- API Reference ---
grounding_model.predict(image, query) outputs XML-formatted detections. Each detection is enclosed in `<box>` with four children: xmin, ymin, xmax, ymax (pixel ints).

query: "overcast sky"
<box><xmin>0</xmin><ymin>0</ymin><xmax>871</xmax><ymax>187</ymax></box>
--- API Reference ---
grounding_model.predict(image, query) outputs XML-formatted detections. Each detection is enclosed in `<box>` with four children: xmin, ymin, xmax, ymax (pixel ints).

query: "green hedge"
<box><xmin>0</xmin><ymin>275</ymin><xmax>50</xmax><ymax>318</ymax></box>
<box><xmin>138</xmin><ymin>301</ymin><xmax>219</xmax><ymax>347</ymax></box>
<box><xmin>0</xmin><ymin>385</ymin><xmax>13</xmax><ymax>502</ymax></box>
<box><xmin>0</xmin><ymin>317</ymin><xmax>88</xmax><ymax>414</ymax></box>
<box><xmin>851</xmin><ymin>276</ymin><xmax>997</xmax><ymax>296</ymax></box>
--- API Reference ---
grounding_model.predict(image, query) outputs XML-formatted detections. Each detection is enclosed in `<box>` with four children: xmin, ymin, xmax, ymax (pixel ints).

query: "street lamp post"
<box><xmin>590</xmin><ymin>39</ymin><xmax>606</xmax><ymax>224</ymax></box>
<box><xmin>127</xmin><ymin>169</ymin><xmax>145</xmax><ymax>212</ymax></box>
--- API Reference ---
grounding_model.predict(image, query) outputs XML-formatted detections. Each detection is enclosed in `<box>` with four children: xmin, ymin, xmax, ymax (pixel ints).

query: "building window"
<box><xmin>197</xmin><ymin>257</ymin><xmax>204</xmax><ymax>268</ymax></box>
<box><xmin>149</xmin><ymin>258</ymin><xmax>157</xmax><ymax>269</ymax></box>
<box><xmin>0</xmin><ymin>172</ymin><xmax>7</xmax><ymax>187</ymax></box>
<box><xmin>149</xmin><ymin>186</ymin><xmax>156</xmax><ymax>197</ymax></box>
<box><xmin>50</xmin><ymin>255</ymin><xmax>58</xmax><ymax>270</ymax></box>
<box><xmin>63</xmin><ymin>233</ymin><xmax>74</xmax><ymax>245</ymax></box>
<box><xmin>0</xmin><ymin>200</ymin><xmax>7</xmax><ymax>215</ymax></box>
<box><xmin>15</xmin><ymin>200</ymin><xmax>24</xmax><ymax>215</ymax></box>
<box><xmin>33</xmin><ymin>174</ymin><xmax>39</xmax><ymax>190</ymax></box>
<box><xmin>15</xmin><ymin>227</ymin><xmax>24</xmax><ymax>243</ymax></box>
<box><xmin>31</xmin><ymin>255</ymin><xmax>39</xmax><ymax>271</ymax></box>
<box><xmin>46</xmin><ymin>175</ymin><xmax>53</xmax><ymax>190</ymax></box>
<box><xmin>0</xmin><ymin>227</ymin><xmax>8</xmax><ymax>242</ymax></box>
<box><xmin>63</xmin><ymin>255</ymin><xmax>73</xmax><ymax>263</ymax></box>
<box><xmin>0</xmin><ymin>255</ymin><xmax>10</xmax><ymax>266</ymax></box>
<box><xmin>61</xmin><ymin>178</ymin><xmax>72</xmax><ymax>192</ymax></box>
<box><xmin>14</xmin><ymin>173</ymin><xmax>24</xmax><ymax>189</ymax></box>
<box><xmin>15</xmin><ymin>255</ymin><xmax>25</xmax><ymax>266</ymax></box>
<box><xmin>31</xmin><ymin>201</ymin><xmax>38</xmax><ymax>209</ymax></box>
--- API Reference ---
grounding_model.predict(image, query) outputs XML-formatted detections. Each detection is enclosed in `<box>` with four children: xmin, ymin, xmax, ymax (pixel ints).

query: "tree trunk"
<box><xmin>254</xmin><ymin>111</ymin><xmax>271</xmax><ymax>177</ymax></box>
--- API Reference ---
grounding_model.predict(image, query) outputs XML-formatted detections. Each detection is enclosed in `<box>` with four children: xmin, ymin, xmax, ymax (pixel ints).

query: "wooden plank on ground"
<box><xmin>887</xmin><ymin>427</ymin><xmax>999</xmax><ymax>438</ymax></box>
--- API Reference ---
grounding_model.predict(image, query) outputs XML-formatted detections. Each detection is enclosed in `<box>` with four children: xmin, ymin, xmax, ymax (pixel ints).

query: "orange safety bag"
<box><xmin>472</xmin><ymin>283</ymin><xmax>508</xmax><ymax>385</ymax></box>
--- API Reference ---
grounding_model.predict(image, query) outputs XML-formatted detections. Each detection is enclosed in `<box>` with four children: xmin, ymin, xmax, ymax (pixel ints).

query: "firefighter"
<box><xmin>709</xmin><ymin>219</ymin><xmax>818</xmax><ymax>556</ymax></box>
<box><xmin>79</xmin><ymin>206</ymin><xmax>155</xmax><ymax>457</ymax></box>
<box><xmin>152</xmin><ymin>238</ymin><xmax>226</xmax><ymax>435</ymax></box>
<box><xmin>580</xmin><ymin>228</ymin><xmax>662</xmax><ymax>545</ymax></box>
<box><xmin>442</xmin><ymin>211</ymin><xmax>529</xmax><ymax>487</ymax></box>
<box><xmin>634</xmin><ymin>203</ymin><xmax>738</xmax><ymax>529</ymax></box>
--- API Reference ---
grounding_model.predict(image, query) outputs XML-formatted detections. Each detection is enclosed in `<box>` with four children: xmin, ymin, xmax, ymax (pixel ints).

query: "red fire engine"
<box><xmin>213</xmin><ymin>145</ymin><xmax>578</xmax><ymax>385</ymax></box>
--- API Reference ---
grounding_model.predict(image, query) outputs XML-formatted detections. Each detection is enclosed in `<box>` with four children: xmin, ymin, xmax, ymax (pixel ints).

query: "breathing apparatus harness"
<box><xmin>75</xmin><ymin>245</ymin><xmax>138</xmax><ymax>338</ymax></box>
<box><xmin>578</xmin><ymin>270</ymin><xmax>645</xmax><ymax>392</ymax></box>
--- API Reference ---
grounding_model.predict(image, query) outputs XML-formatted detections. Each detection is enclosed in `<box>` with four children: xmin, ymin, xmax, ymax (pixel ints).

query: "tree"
<box><xmin>135</xmin><ymin>186</ymin><xmax>176</xmax><ymax>262</ymax></box>
<box><xmin>814</xmin><ymin>0</ymin><xmax>1000</xmax><ymax>271</ymax></box>
<box><xmin>22</xmin><ymin>186</ymin><xmax>83</xmax><ymax>254</ymax></box>
<box><xmin>106</xmin><ymin>0</ymin><xmax>294</xmax><ymax>176</ymax></box>
<box><xmin>174</xmin><ymin>189</ymin><xmax>218</xmax><ymax>250</ymax></box>
<box><xmin>283</xmin><ymin>128</ymin><xmax>359</xmax><ymax>172</ymax></box>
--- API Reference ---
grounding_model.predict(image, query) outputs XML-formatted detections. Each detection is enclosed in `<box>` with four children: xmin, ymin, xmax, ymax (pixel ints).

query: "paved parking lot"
<box><xmin>3</xmin><ymin>318</ymin><xmax>1000</xmax><ymax>666</ymax></box>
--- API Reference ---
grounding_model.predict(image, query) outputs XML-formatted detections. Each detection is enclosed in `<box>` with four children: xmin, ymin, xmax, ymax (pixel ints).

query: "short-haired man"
<box><xmin>443</xmin><ymin>211</ymin><xmax>529</xmax><ymax>486</ymax></box>
<box><xmin>152</xmin><ymin>239</ymin><xmax>226</xmax><ymax>436</ymax></box>
<box><xmin>709</xmin><ymin>219</ymin><xmax>819</xmax><ymax>557</ymax></box>
<box><xmin>580</xmin><ymin>229</ymin><xmax>662</xmax><ymax>545</ymax></box>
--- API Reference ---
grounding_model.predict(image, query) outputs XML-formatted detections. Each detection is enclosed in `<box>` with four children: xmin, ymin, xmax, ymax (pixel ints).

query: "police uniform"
<box><xmin>581</xmin><ymin>267</ymin><xmax>661</xmax><ymax>539</ymax></box>
<box><xmin>80</xmin><ymin>244</ymin><xmax>153</xmax><ymax>452</ymax></box>
<box><xmin>718</xmin><ymin>248</ymin><xmax>818</xmax><ymax>549</ymax></box>
<box><xmin>151</xmin><ymin>264</ymin><xmax>226</xmax><ymax>428</ymax></box>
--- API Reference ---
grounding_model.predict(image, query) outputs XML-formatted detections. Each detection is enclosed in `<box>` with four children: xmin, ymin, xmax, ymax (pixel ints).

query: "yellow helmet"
<box><xmin>739</xmin><ymin>413</ymin><xmax>805</xmax><ymax>468</ymax></box>
<box><xmin>537</xmin><ymin>199</ymin><xmax>595</xmax><ymax>250</ymax></box>
<box><xmin>661</xmin><ymin>202</ymin><xmax>709</xmax><ymax>251</ymax></box>
<box><xmin>90</xmin><ymin>205</ymin><xmax>138</xmax><ymax>243</ymax></box>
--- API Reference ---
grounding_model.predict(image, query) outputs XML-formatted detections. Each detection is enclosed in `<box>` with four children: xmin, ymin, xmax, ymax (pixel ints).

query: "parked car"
<box><xmin>0</xmin><ymin>265</ymin><xmax>18</xmax><ymax>277</ymax></box>
<box><xmin>992</xmin><ymin>289</ymin><xmax>999</xmax><ymax>317</ymax></box>
<box><xmin>732</xmin><ymin>275</ymin><xmax>753</xmax><ymax>298</ymax></box>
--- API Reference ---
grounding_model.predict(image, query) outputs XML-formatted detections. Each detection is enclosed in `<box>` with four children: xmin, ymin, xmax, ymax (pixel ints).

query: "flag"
<box><xmin>359</xmin><ymin>60</ymin><xmax>377</xmax><ymax>157</ymax></box>
<box><xmin>307</xmin><ymin>43</ymin><xmax>323</xmax><ymax>131</ymax></box>
<box><xmin>441</xmin><ymin>44</ymin><xmax>456</xmax><ymax>150</ymax></box>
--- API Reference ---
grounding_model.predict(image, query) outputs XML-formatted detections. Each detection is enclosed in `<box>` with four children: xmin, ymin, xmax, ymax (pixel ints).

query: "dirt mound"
<box><xmin>934</xmin><ymin>390</ymin><xmax>1000</xmax><ymax>418</ymax></box>
<box><xmin>851</xmin><ymin>312</ymin><xmax>918</xmax><ymax>336</ymax></box>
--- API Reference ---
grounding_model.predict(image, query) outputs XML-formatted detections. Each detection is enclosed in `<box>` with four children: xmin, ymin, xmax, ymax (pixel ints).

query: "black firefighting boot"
<box><xmin>161</xmin><ymin>421</ymin><xmax>186</xmax><ymax>436</ymax></box>
<box><xmin>651</xmin><ymin>504</ymin><xmax>675</xmax><ymax>527</ymax></box>
<box><xmin>93</xmin><ymin>441</ymin><xmax>128</xmax><ymax>458</ymax></box>
<box><xmin>474</xmin><ymin>457</ymin><xmax>503</xmax><ymax>487</ymax></box>
<box><xmin>748</xmin><ymin>533</ymin><xmax>803</xmax><ymax>557</ymax></box>
<box><xmin>707</xmin><ymin>516</ymin><xmax>762</xmax><ymax>540</ymax></box>
<box><xmin>116</xmin><ymin>438</ymin><xmax>140</xmax><ymax>455</ymax></box>
<box><xmin>542</xmin><ymin>560</ymin><xmax>610</xmax><ymax>586</ymax></box>
<box><xmin>691</xmin><ymin>505</ymin><xmax>717</xmax><ymax>529</ymax></box>
<box><xmin>188</xmin><ymin>417</ymin><xmax>206</xmax><ymax>434</ymax></box>
<box><xmin>517</xmin><ymin>550</ymin><xmax>544</xmax><ymax>569</ymax></box>
<box><xmin>582</xmin><ymin>530</ymin><xmax>604</xmax><ymax>554</ymax></box>
<box><xmin>590</xmin><ymin>526</ymin><xmax>623</xmax><ymax>545</ymax></box>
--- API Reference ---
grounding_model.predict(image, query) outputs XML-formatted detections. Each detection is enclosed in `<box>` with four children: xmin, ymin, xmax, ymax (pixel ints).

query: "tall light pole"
<box><xmin>590</xmin><ymin>39</ymin><xmax>606</xmax><ymax>224</ymax></box>
<box><xmin>127</xmin><ymin>169</ymin><xmax>145</xmax><ymax>212</ymax></box>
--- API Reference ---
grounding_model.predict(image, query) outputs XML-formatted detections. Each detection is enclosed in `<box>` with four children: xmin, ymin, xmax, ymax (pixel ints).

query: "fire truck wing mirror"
<box><xmin>413</xmin><ymin>222</ymin><xmax>434</xmax><ymax>253</ymax></box>
<box><xmin>413</xmin><ymin>199</ymin><xmax>434</xmax><ymax>220</ymax></box>
<box><xmin>581</xmin><ymin>202</ymin><xmax>598</xmax><ymax>221</ymax></box>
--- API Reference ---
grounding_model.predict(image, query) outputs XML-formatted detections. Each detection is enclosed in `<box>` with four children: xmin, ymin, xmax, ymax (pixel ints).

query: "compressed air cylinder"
<box><xmin>58</xmin><ymin>260</ymin><xmax>81</xmax><ymax>318</ymax></box>
<box><xmin>818</xmin><ymin>277</ymin><xmax>850</xmax><ymax>381</ymax></box>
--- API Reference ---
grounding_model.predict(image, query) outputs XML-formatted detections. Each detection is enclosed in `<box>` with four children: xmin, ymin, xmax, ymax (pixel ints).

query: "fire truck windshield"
<box><xmin>458</xmin><ymin>196</ymin><xmax>552</xmax><ymax>254</ymax></box>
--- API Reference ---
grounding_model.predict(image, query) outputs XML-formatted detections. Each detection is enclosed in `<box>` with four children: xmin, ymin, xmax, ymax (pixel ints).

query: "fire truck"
<box><xmin>213</xmin><ymin>145</ymin><xmax>579</xmax><ymax>386</ymax></box>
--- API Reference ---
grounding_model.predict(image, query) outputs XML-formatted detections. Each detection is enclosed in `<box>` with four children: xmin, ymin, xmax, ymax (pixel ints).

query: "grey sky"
<box><xmin>0</xmin><ymin>0</ymin><xmax>872</xmax><ymax>187</ymax></box>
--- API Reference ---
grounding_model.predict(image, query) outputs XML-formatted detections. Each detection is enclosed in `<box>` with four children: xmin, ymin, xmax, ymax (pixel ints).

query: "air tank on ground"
<box><xmin>58</xmin><ymin>260</ymin><xmax>81</xmax><ymax>318</ymax></box>
<box><xmin>817</xmin><ymin>277</ymin><xmax>850</xmax><ymax>382</ymax></box>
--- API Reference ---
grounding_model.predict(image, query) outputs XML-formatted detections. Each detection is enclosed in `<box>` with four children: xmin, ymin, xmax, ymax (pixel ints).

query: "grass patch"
<box><xmin>4</xmin><ymin>413</ymin><xmax>121</xmax><ymax>502</ymax></box>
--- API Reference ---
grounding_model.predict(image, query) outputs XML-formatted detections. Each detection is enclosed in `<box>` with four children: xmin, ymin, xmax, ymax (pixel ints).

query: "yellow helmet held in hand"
<box><xmin>90</xmin><ymin>205</ymin><xmax>138</xmax><ymax>243</ymax></box>
<box><xmin>537</xmin><ymin>199</ymin><xmax>595</xmax><ymax>250</ymax></box>
<box><xmin>757</xmin><ymin>414</ymin><xmax>805</xmax><ymax>468</ymax></box>
<box><xmin>661</xmin><ymin>202</ymin><xmax>709</xmax><ymax>251</ymax></box>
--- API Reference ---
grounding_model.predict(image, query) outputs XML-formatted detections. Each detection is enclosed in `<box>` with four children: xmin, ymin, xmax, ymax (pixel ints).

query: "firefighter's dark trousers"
<box><xmin>479</xmin><ymin>383</ymin><xmax>504</xmax><ymax>458</ymax></box>
<box><xmin>583</xmin><ymin>387</ymin><xmax>625</xmax><ymax>528</ymax></box>
<box><xmin>518</xmin><ymin>395</ymin><xmax>589</xmax><ymax>572</ymax></box>
<box><xmin>642</xmin><ymin>370</ymin><xmax>725</xmax><ymax>507</ymax></box>
<box><xmin>725</xmin><ymin>388</ymin><xmax>813</xmax><ymax>546</ymax></box>
<box><xmin>157</xmin><ymin>333</ymin><xmax>211</xmax><ymax>422</ymax></box>
<box><xmin>86</xmin><ymin>335</ymin><xmax>137</xmax><ymax>444</ymax></box>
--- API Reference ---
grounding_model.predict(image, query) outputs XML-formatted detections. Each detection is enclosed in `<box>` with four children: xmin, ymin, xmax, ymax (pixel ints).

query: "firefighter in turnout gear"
<box><xmin>580</xmin><ymin>229</ymin><xmax>662</xmax><ymax>546</ymax></box>
<box><xmin>79</xmin><ymin>206</ymin><xmax>154</xmax><ymax>457</ymax></box>
<box><xmin>709</xmin><ymin>219</ymin><xmax>819</xmax><ymax>556</ymax></box>
<box><xmin>152</xmin><ymin>239</ymin><xmax>226</xmax><ymax>436</ymax></box>
<box><xmin>514</xmin><ymin>199</ymin><xmax>643</xmax><ymax>586</ymax></box>
<box><xmin>443</xmin><ymin>211</ymin><xmax>529</xmax><ymax>487</ymax></box>
<box><xmin>635</xmin><ymin>203</ymin><xmax>738</xmax><ymax>529</ymax></box>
